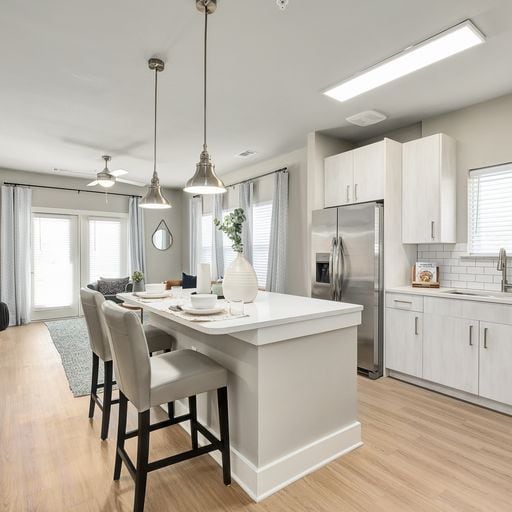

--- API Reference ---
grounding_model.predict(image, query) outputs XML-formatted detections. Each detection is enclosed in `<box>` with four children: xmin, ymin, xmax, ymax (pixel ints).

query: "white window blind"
<box><xmin>88</xmin><ymin>217</ymin><xmax>124</xmax><ymax>282</ymax></box>
<box><xmin>253</xmin><ymin>201</ymin><xmax>273</xmax><ymax>288</ymax></box>
<box><xmin>32</xmin><ymin>214</ymin><xmax>75</xmax><ymax>308</ymax></box>
<box><xmin>468</xmin><ymin>163</ymin><xmax>512</xmax><ymax>255</ymax></box>
<box><xmin>200</xmin><ymin>214</ymin><xmax>213</xmax><ymax>265</ymax></box>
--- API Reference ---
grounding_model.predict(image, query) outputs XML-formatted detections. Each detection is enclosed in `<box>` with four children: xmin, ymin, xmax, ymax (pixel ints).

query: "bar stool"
<box><xmin>102</xmin><ymin>301</ymin><xmax>231</xmax><ymax>512</ymax></box>
<box><xmin>80</xmin><ymin>288</ymin><xmax>176</xmax><ymax>440</ymax></box>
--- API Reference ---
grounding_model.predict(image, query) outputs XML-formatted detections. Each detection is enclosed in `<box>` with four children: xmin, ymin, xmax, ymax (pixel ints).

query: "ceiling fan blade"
<box><xmin>87</xmin><ymin>180</ymin><xmax>99</xmax><ymax>187</ymax></box>
<box><xmin>111</xmin><ymin>169</ymin><xmax>128</xmax><ymax>177</ymax></box>
<box><xmin>117</xmin><ymin>178</ymin><xmax>146</xmax><ymax>187</ymax></box>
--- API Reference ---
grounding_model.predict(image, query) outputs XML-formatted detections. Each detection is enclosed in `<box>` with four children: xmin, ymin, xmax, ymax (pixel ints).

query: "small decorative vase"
<box><xmin>222</xmin><ymin>252</ymin><xmax>258</xmax><ymax>303</ymax></box>
<box><xmin>133</xmin><ymin>280</ymin><xmax>145</xmax><ymax>293</ymax></box>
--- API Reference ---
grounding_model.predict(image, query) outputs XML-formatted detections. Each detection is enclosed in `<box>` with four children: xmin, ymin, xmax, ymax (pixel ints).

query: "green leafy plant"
<box><xmin>214</xmin><ymin>208</ymin><xmax>246</xmax><ymax>253</ymax></box>
<box><xmin>132</xmin><ymin>271</ymin><xmax>144</xmax><ymax>283</ymax></box>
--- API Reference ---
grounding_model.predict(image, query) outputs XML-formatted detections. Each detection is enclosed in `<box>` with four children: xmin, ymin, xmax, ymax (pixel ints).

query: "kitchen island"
<box><xmin>118</xmin><ymin>291</ymin><xmax>362</xmax><ymax>501</ymax></box>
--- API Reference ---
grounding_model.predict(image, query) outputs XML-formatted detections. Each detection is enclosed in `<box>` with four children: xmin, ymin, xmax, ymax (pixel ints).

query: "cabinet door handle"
<box><xmin>354</xmin><ymin>183</ymin><xmax>358</xmax><ymax>202</ymax></box>
<box><xmin>414</xmin><ymin>316</ymin><xmax>419</xmax><ymax>336</ymax></box>
<box><xmin>469</xmin><ymin>325</ymin><xmax>473</xmax><ymax>346</ymax></box>
<box><xmin>431</xmin><ymin>221</ymin><xmax>435</xmax><ymax>240</ymax></box>
<box><xmin>394</xmin><ymin>299</ymin><xmax>412</xmax><ymax>304</ymax></box>
<box><xmin>346</xmin><ymin>185</ymin><xmax>350</xmax><ymax>202</ymax></box>
<box><xmin>483</xmin><ymin>327</ymin><xmax>488</xmax><ymax>349</ymax></box>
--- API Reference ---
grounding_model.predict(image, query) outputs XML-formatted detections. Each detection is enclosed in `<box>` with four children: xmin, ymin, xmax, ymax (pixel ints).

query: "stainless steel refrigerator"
<box><xmin>311</xmin><ymin>202</ymin><xmax>383</xmax><ymax>379</ymax></box>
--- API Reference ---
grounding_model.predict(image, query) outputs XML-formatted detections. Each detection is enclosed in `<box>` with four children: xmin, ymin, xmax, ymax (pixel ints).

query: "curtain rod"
<box><xmin>192</xmin><ymin>167</ymin><xmax>288</xmax><ymax>197</ymax></box>
<box><xmin>3</xmin><ymin>182</ymin><xmax>142</xmax><ymax>199</ymax></box>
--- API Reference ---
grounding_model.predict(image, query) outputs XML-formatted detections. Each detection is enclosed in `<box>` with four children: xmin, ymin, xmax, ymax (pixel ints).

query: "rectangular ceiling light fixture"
<box><xmin>324</xmin><ymin>20</ymin><xmax>485</xmax><ymax>103</ymax></box>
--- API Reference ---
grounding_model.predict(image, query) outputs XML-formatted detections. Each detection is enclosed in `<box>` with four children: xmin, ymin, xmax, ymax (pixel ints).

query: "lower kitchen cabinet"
<box><xmin>385</xmin><ymin>308</ymin><xmax>422</xmax><ymax>377</ymax></box>
<box><xmin>423</xmin><ymin>314</ymin><xmax>478</xmax><ymax>394</ymax></box>
<box><xmin>479</xmin><ymin>321</ymin><xmax>512</xmax><ymax>406</ymax></box>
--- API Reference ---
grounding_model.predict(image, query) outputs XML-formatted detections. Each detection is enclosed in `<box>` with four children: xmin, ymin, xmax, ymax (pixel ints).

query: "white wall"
<box><xmin>0</xmin><ymin>167</ymin><xmax>183</xmax><ymax>283</ymax></box>
<box><xmin>422</xmin><ymin>92</ymin><xmax>512</xmax><ymax>242</ymax></box>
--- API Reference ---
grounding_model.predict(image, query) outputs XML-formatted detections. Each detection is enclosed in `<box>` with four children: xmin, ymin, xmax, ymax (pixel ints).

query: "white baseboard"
<box><xmin>166</xmin><ymin>401</ymin><xmax>362</xmax><ymax>502</ymax></box>
<box><xmin>388</xmin><ymin>371</ymin><xmax>512</xmax><ymax>416</ymax></box>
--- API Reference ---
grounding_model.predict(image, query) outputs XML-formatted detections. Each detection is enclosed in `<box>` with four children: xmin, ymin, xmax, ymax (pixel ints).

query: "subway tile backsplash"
<box><xmin>416</xmin><ymin>243</ymin><xmax>504</xmax><ymax>291</ymax></box>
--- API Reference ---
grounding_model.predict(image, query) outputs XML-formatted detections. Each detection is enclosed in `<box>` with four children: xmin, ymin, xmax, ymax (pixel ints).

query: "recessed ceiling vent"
<box><xmin>235</xmin><ymin>149</ymin><xmax>257</xmax><ymax>159</ymax></box>
<box><xmin>346</xmin><ymin>110</ymin><xmax>387</xmax><ymax>127</ymax></box>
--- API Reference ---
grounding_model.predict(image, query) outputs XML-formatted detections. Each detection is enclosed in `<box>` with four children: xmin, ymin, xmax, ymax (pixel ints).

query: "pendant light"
<box><xmin>184</xmin><ymin>0</ymin><xmax>226</xmax><ymax>195</ymax></box>
<box><xmin>140</xmin><ymin>58</ymin><xmax>171</xmax><ymax>209</ymax></box>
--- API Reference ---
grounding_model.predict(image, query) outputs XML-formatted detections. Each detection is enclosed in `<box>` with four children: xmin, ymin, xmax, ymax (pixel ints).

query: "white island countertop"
<box><xmin>118</xmin><ymin>290</ymin><xmax>362</xmax><ymax>339</ymax></box>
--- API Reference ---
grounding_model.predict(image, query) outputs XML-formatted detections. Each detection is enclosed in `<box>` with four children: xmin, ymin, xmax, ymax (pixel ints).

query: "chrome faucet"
<box><xmin>497</xmin><ymin>248</ymin><xmax>512</xmax><ymax>292</ymax></box>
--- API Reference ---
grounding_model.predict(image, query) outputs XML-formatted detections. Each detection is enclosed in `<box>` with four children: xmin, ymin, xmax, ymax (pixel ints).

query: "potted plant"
<box><xmin>131</xmin><ymin>270</ymin><xmax>145</xmax><ymax>293</ymax></box>
<box><xmin>214</xmin><ymin>208</ymin><xmax>258</xmax><ymax>303</ymax></box>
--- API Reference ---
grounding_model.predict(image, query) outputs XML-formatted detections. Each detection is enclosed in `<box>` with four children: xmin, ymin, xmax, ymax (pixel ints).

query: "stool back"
<box><xmin>102</xmin><ymin>301</ymin><xmax>151</xmax><ymax>412</ymax></box>
<box><xmin>80</xmin><ymin>287</ymin><xmax>112</xmax><ymax>361</ymax></box>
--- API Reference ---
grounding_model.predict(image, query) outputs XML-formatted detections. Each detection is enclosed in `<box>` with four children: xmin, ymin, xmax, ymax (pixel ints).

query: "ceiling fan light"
<box><xmin>184</xmin><ymin>149</ymin><xmax>226</xmax><ymax>194</ymax></box>
<box><xmin>97</xmin><ymin>173</ymin><xmax>116</xmax><ymax>188</ymax></box>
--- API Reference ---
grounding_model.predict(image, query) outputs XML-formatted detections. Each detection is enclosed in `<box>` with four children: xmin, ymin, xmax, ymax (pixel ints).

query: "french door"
<box><xmin>31</xmin><ymin>211</ymin><xmax>128</xmax><ymax>320</ymax></box>
<box><xmin>32</xmin><ymin>213</ymin><xmax>80</xmax><ymax>319</ymax></box>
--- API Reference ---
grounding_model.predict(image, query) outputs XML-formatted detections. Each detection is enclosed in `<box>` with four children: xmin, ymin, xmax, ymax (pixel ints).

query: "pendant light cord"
<box><xmin>203</xmin><ymin>1</ymin><xmax>208</xmax><ymax>151</ymax></box>
<box><xmin>153</xmin><ymin>66</ymin><xmax>158</xmax><ymax>178</ymax></box>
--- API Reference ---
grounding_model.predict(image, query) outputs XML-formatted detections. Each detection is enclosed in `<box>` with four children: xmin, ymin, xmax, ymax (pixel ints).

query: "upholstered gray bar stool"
<box><xmin>80</xmin><ymin>288</ymin><xmax>176</xmax><ymax>440</ymax></box>
<box><xmin>102</xmin><ymin>301</ymin><xmax>231</xmax><ymax>512</ymax></box>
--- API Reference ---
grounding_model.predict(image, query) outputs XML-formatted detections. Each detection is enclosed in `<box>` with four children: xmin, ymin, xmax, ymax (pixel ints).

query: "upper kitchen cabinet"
<box><xmin>324</xmin><ymin>139</ymin><xmax>389</xmax><ymax>208</ymax></box>
<box><xmin>402</xmin><ymin>133</ymin><xmax>456</xmax><ymax>244</ymax></box>
<box><xmin>324</xmin><ymin>151</ymin><xmax>353</xmax><ymax>207</ymax></box>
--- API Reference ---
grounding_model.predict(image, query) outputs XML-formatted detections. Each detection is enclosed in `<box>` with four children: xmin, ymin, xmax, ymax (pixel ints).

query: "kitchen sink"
<box><xmin>445</xmin><ymin>290</ymin><xmax>495</xmax><ymax>298</ymax></box>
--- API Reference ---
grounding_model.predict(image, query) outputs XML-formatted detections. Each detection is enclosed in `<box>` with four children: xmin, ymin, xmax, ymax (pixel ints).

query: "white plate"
<box><xmin>134</xmin><ymin>291</ymin><xmax>170</xmax><ymax>299</ymax></box>
<box><xmin>181</xmin><ymin>304</ymin><xmax>225</xmax><ymax>315</ymax></box>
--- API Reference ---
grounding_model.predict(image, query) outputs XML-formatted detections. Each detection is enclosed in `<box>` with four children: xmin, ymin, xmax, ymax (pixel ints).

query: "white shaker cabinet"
<box><xmin>352</xmin><ymin>141</ymin><xmax>385</xmax><ymax>204</ymax></box>
<box><xmin>385</xmin><ymin>308</ymin><xmax>423</xmax><ymax>377</ymax></box>
<box><xmin>402</xmin><ymin>133</ymin><xmax>456</xmax><ymax>244</ymax></box>
<box><xmin>423</xmin><ymin>314</ymin><xmax>478</xmax><ymax>394</ymax></box>
<box><xmin>324</xmin><ymin>140</ymin><xmax>387</xmax><ymax>208</ymax></box>
<box><xmin>479</xmin><ymin>321</ymin><xmax>512</xmax><ymax>406</ymax></box>
<box><xmin>324</xmin><ymin>151</ymin><xmax>353</xmax><ymax>207</ymax></box>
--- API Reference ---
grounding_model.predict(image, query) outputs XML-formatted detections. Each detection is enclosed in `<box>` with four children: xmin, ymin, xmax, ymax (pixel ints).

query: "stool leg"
<box><xmin>167</xmin><ymin>401</ymin><xmax>175</xmax><ymax>420</ymax></box>
<box><xmin>114</xmin><ymin>392</ymin><xmax>128</xmax><ymax>480</ymax></box>
<box><xmin>89</xmin><ymin>353</ymin><xmax>99</xmax><ymax>418</ymax></box>
<box><xmin>188</xmin><ymin>396</ymin><xmax>198</xmax><ymax>450</ymax></box>
<box><xmin>217</xmin><ymin>387</ymin><xmax>231</xmax><ymax>485</ymax></box>
<box><xmin>101</xmin><ymin>361</ymin><xmax>113</xmax><ymax>440</ymax></box>
<box><xmin>134</xmin><ymin>410</ymin><xmax>150</xmax><ymax>512</ymax></box>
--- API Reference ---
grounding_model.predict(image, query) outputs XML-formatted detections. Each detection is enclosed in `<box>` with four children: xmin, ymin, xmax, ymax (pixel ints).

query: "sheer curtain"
<box><xmin>129</xmin><ymin>196</ymin><xmax>146</xmax><ymax>277</ymax></box>
<box><xmin>0</xmin><ymin>185</ymin><xmax>32</xmax><ymax>325</ymax></box>
<box><xmin>212</xmin><ymin>194</ymin><xmax>224</xmax><ymax>280</ymax></box>
<box><xmin>239</xmin><ymin>182</ymin><xmax>254</xmax><ymax>264</ymax></box>
<box><xmin>189</xmin><ymin>196</ymin><xmax>203</xmax><ymax>275</ymax></box>
<box><xmin>266</xmin><ymin>170</ymin><xmax>288</xmax><ymax>293</ymax></box>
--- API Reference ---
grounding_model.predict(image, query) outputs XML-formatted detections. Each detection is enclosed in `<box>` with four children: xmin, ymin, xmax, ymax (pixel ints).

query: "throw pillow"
<box><xmin>98</xmin><ymin>277</ymin><xmax>130</xmax><ymax>296</ymax></box>
<box><xmin>181</xmin><ymin>273</ymin><xmax>197</xmax><ymax>289</ymax></box>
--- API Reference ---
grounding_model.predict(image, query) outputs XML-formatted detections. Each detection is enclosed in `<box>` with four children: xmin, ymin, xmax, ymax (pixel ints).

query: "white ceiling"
<box><xmin>1</xmin><ymin>0</ymin><xmax>512</xmax><ymax>187</ymax></box>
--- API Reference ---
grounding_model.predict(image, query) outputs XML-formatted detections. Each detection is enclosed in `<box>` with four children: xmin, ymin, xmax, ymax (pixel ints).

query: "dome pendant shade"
<box><xmin>184</xmin><ymin>148</ymin><xmax>226</xmax><ymax>194</ymax></box>
<box><xmin>140</xmin><ymin>173</ymin><xmax>171</xmax><ymax>209</ymax></box>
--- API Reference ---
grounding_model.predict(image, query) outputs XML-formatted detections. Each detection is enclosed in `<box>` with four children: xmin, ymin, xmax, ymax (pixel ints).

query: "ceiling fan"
<box><xmin>53</xmin><ymin>155</ymin><xmax>145</xmax><ymax>187</ymax></box>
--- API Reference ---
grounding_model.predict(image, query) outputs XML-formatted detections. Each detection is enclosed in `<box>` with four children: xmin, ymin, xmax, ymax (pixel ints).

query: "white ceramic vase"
<box><xmin>222</xmin><ymin>252</ymin><xmax>258</xmax><ymax>303</ymax></box>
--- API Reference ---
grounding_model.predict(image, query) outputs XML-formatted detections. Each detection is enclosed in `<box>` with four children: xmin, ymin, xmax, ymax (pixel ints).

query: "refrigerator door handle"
<box><xmin>336</xmin><ymin>236</ymin><xmax>345</xmax><ymax>301</ymax></box>
<box><xmin>329</xmin><ymin>237</ymin><xmax>337</xmax><ymax>300</ymax></box>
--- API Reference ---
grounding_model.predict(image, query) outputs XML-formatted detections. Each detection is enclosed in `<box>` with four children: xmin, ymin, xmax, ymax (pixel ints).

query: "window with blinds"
<box><xmin>88</xmin><ymin>217</ymin><xmax>125</xmax><ymax>282</ymax></box>
<box><xmin>468</xmin><ymin>162</ymin><xmax>512</xmax><ymax>255</ymax></box>
<box><xmin>253</xmin><ymin>201</ymin><xmax>273</xmax><ymax>288</ymax></box>
<box><xmin>200</xmin><ymin>214</ymin><xmax>213</xmax><ymax>265</ymax></box>
<box><xmin>32</xmin><ymin>214</ymin><xmax>76</xmax><ymax>308</ymax></box>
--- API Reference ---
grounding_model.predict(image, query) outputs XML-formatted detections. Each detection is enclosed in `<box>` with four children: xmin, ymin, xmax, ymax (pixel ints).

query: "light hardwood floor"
<box><xmin>2</xmin><ymin>323</ymin><xmax>512</xmax><ymax>511</ymax></box>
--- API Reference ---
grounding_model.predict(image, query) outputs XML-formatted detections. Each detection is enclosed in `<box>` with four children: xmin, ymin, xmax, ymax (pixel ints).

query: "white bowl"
<box><xmin>145</xmin><ymin>283</ymin><xmax>166</xmax><ymax>293</ymax></box>
<box><xmin>190</xmin><ymin>294</ymin><xmax>218</xmax><ymax>310</ymax></box>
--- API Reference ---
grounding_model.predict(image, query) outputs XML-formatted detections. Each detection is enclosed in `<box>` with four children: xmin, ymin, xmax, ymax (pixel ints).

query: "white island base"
<box><xmin>119</xmin><ymin>291</ymin><xmax>362</xmax><ymax>501</ymax></box>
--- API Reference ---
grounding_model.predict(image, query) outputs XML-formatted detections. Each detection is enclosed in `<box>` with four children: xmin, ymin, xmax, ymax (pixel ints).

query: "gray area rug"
<box><xmin>45</xmin><ymin>317</ymin><xmax>109</xmax><ymax>397</ymax></box>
